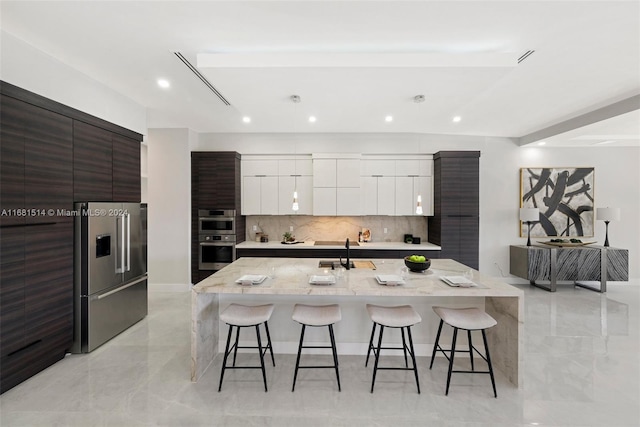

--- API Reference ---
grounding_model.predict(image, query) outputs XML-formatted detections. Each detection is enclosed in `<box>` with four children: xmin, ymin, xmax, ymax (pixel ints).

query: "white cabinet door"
<box><xmin>261</xmin><ymin>176</ymin><xmax>279</xmax><ymax>215</ymax></box>
<box><xmin>377</xmin><ymin>177</ymin><xmax>396</xmax><ymax>215</ymax></box>
<box><xmin>395</xmin><ymin>176</ymin><xmax>433</xmax><ymax>216</ymax></box>
<box><xmin>395</xmin><ymin>176</ymin><xmax>414</xmax><ymax>216</ymax></box>
<box><xmin>414</xmin><ymin>176</ymin><xmax>433</xmax><ymax>216</ymax></box>
<box><xmin>337</xmin><ymin>159</ymin><xmax>360</xmax><ymax>187</ymax></box>
<box><xmin>242</xmin><ymin>176</ymin><xmax>262</xmax><ymax>215</ymax></box>
<box><xmin>361</xmin><ymin>159</ymin><xmax>395</xmax><ymax>176</ymax></box>
<box><xmin>243</xmin><ymin>176</ymin><xmax>279</xmax><ymax>215</ymax></box>
<box><xmin>360</xmin><ymin>176</ymin><xmax>378</xmax><ymax>215</ymax></box>
<box><xmin>280</xmin><ymin>158</ymin><xmax>313</xmax><ymax>176</ymax></box>
<box><xmin>278</xmin><ymin>176</ymin><xmax>295</xmax><ymax>214</ymax></box>
<box><xmin>313</xmin><ymin>187</ymin><xmax>336</xmax><ymax>215</ymax></box>
<box><xmin>296</xmin><ymin>176</ymin><xmax>313</xmax><ymax>215</ymax></box>
<box><xmin>279</xmin><ymin>175</ymin><xmax>313</xmax><ymax>215</ymax></box>
<box><xmin>313</xmin><ymin>159</ymin><xmax>336</xmax><ymax>187</ymax></box>
<box><xmin>242</xmin><ymin>159</ymin><xmax>279</xmax><ymax>176</ymax></box>
<box><xmin>337</xmin><ymin>187</ymin><xmax>361</xmax><ymax>216</ymax></box>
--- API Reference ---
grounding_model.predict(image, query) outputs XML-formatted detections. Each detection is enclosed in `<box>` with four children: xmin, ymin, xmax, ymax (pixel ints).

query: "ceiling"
<box><xmin>1</xmin><ymin>1</ymin><xmax>639</xmax><ymax>147</ymax></box>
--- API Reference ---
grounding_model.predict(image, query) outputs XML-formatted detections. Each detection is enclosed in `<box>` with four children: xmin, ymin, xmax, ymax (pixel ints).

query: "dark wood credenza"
<box><xmin>509</xmin><ymin>244</ymin><xmax>629</xmax><ymax>292</ymax></box>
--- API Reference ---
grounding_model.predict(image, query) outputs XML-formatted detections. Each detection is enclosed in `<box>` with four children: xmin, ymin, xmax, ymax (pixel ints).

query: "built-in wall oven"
<box><xmin>198</xmin><ymin>209</ymin><xmax>236</xmax><ymax>270</ymax></box>
<box><xmin>198</xmin><ymin>209</ymin><xmax>235</xmax><ymax>235</ymax></box>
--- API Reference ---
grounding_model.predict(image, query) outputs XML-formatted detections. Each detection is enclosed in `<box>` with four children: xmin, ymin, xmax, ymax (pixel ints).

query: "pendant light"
<box><xmin>416</xmin><ymin>194</ymin><xmax>423</xmax><ymax>215</ymax></box>
<box><xmin>291</xmin><ymin>95</ymin><xmax>301</xmax><ymax>212</ymax></box>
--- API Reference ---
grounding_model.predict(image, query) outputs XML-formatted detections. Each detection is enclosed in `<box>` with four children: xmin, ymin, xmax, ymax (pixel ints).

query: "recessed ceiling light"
<box><xmin>452</xmin><ymin>116</ymin><xmax>461</xmax><ymax>123</ymax></box>
<box><xmin>157</xmin><ymin>79</ymin><xmax>170</xmax><ymax>89</ymax></box>
<box><xmin>242</xmin><ymin>116</ymin><xmax>251</xmax><ymax>123</ymax></box>
<box><xmin>385</xmin><ymin>115</ymin><xmax>393</xmax><ymax>122</ymax></box>
<box><xmin>538</xmin><ymin>141</ymin><xmax>546</xmax><ymax>146</ymax></box>
<box><xmin>308</xmin><ymin>116</ymin><xmax>316</xmax><ymax>123</ymax></box>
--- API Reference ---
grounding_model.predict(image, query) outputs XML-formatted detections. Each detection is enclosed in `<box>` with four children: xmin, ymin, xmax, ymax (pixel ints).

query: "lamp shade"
<box><xmin>519</xmin><ymin>208</ymin><xmax>539</xmax><ymax>222</ymax></box>
<box><xmin>596</xmin><ymin>207</ymin><xmax>620</xmax><ymax>221</ymax></box>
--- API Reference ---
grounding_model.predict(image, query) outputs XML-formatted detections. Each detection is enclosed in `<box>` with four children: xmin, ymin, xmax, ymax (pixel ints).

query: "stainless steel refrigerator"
<box><xmin>72</xmin><ymin>202</ymin><xmax>148</xmax><ymax>353</ymax></box>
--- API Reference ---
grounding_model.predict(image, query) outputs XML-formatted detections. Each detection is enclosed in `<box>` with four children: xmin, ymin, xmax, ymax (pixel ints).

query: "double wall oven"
<box><xmin>198</xmin><ymin>209</ymin><xmax>236</xmax><ymax>270</ymax></box>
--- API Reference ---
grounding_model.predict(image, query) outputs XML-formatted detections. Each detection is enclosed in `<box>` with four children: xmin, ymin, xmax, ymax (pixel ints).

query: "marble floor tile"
<box><xmin>1</xmin><ymin>282</ymin><xmax>639</xmax><ymax>427</ymax></box>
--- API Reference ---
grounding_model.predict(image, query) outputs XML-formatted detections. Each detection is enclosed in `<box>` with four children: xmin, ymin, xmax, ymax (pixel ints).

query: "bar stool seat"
<box><xmin>220</xmin><ymin>303</ymin><xmax>275</xmax><ymax>326</ymax></box>
<box><xmin>291</xmin><ymin>304</ymin><xmax>342</xmax><ymax>391</ymax></box>
<box><xmin>429</xmin><ymin>306</ymin><xmax>497</xmax><ymax>397</ymax></box>
<box><xmin>365</xmin><ymin>304</ymin><xmax>422</xmax><ymax>393</ymax></box>
<box><xmin>218</xmin><ymin>303</ymin><xmax>275</xmax><ymax>392</ymax></box>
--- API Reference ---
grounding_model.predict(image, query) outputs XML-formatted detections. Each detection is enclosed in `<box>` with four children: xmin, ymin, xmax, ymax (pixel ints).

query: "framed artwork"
<box><xmin>520</xmin><ymin>167</ymin><xmax>595</xmax><ymax>237</ymax></box>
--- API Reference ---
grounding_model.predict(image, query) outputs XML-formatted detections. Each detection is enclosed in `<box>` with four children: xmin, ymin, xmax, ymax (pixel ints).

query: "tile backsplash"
<box><xmin>246</xmin><ymin>215</ymin><xmax>428</xmax><ymax>243</ymax></box>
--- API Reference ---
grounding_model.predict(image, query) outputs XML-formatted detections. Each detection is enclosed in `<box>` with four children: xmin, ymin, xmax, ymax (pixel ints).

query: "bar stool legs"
<box><xmin>218</xmin><ymin>304</ymin><xmax>275</xmax><ymax>392</ymax></box>
<box><xmin>291</xmin><ymin>304</ymin><xmax>342</xmax><ymax>392</ymax></box>
<box><xmin>430</xmin><ymin>307</ymin><xmax>498</xmax><ymax>398</ymax></box>
<box><xmin>365</xmin><ymin>304</ymin><xmax>422</xmax><ymax>394</ymax></box>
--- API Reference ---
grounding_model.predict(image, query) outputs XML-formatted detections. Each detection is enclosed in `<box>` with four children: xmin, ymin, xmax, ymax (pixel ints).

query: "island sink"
<box><xmin>318</xmin><ymin>260</ymin><xmax>355</xmax><ymax>269</ymax></box>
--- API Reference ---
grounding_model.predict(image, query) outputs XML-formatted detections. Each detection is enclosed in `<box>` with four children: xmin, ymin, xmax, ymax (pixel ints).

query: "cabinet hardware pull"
<box><xmin>7</xmin><ymin>339</ymin><xmax>42</xmax><ymax>357</ymax></box>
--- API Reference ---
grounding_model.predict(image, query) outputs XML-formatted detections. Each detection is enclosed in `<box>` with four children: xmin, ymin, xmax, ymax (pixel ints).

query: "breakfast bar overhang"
<box><xmin>192</xmin><ymin>257</ymin><xmax>524</xmax><ymax>387</ymax></box>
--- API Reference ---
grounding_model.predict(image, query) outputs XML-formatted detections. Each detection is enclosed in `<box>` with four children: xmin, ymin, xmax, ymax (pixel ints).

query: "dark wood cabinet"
<box><xmin>191</xmin><ymin>152</ymin><xmax>244</xmax><ymax>284</ymax></box>
<box><xmin>0</xmin><ymin>82</ymin><xmax>142</xmax><ymax>393</ymax></box>
<box><xmin>112</xmin><ymin>133</ymin><xmax>141</xmax><ymax>202</ymax></box>
<box><xmin>73</xmin><ymin>121</ymin><xmax>113</xmax><ymax>201</ymax></box>
<box><xmin>428</xmin><ymin>151</ymin><xmax>480</xmax><ymax>269</ymax></box>
<box><xmin>0</xmin><ymin>220</ymin><xmax>74</xmax><ymax>393</ymax></box>
<box><xmin>0</xmin><ymin>95</ymin><xmax>73</xmax><ymax>225</ymax></box>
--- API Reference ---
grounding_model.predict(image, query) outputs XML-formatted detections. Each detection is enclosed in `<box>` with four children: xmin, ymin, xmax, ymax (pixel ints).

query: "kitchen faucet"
<box><xmin>340</xmin><ymin>238</ymin><xmax>351</xmax><ymax>270</ymax></box>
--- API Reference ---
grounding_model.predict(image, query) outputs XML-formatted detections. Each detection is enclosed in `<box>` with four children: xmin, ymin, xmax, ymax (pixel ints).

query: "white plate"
<box><xmin>440</xmin><ymin>276</ymin><xmax>477</xmax><ymax>287</ymax></box>
<box><xmin>309</xmin><ymin>275</ymin><xmax>336</xmax><ymax>285</ymax></box>
<box><xmin>375</xmin><ymin>275</ymin><xmax>405</xmax><ymax>286</ymax></box>
<box><xmin>235</xmin><ymin>275</ymin><xmax>267</xmax><ymax>285</ymax></box>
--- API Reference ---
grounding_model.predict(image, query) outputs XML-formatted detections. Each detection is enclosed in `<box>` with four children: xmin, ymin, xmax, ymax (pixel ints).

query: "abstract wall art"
<box><xmin>520</xmin><ymin>167</ymin><xmax>595</xmax><ymax>237</ymax></box>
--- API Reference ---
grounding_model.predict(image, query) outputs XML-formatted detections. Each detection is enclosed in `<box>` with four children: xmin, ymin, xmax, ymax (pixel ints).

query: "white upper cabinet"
<box><xmin>312</xmin><ymin>158</ymin><xmax>337</xmax><ymax>187</ymax></box>
<box><xmin>360</xmin><ymin>155</ymin><xmax>433</xmax><ymax>216</ymax></box>
<box><xmin>242</xmin><ymin>153</ymin><xmax>432</xmax><ymax>217</ymax></box>
<box><xmin>312</xmin><ymin>154</ymin><xmax>361</xmax><ymax>216</ymax></box>
<box><xmin>242</xmin><ymin>155</ymin><xmax>313</xmax><ymax>215</ymax></box>
<box><xmin>243</xmin><ymin>175</ymin><xmax>279</xmax><ymax>215</ymax></box>
<box><xmin>336</xmin><ymin>159</ymin><xmax>361</xmax><ymax>187</ymax></box>
<box><xmin>279</xmin><ymin>175</ymin><xmax>313</xmax><ymax>215</ymax></box>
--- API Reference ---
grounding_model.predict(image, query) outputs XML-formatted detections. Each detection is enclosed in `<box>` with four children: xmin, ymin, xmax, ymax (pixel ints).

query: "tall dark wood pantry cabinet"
<box><xmin>428</xmin><ymin>151</ymin><xmax>480</xmax><ymax>269</ymax></box>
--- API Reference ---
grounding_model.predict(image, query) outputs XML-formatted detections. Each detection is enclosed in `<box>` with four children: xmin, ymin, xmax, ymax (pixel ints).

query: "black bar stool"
<box><xmin>218</xmin><ymin>303</ymin><xmax>275</xmax><ymax>392</ymax></box>
<box><xmin>429</xmin><ymin>306</ymin><xmax>498</xmax><ymax>397</ymax></box>
<box><xmin>291</xmin><ymin>304</ymin><xmax>342</xmax><ymax>392</ymax></box>
<box><xmin>365</xmin><ymin>304</ymin><xmax>422</xmax><ymax>393</ymax></box>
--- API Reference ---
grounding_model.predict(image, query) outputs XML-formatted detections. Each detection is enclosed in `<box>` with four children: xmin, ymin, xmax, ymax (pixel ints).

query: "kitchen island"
<box><xmin>192</xmin><ymin>257</ymin><xmax>523</xmax><ymax>387</ymax></box>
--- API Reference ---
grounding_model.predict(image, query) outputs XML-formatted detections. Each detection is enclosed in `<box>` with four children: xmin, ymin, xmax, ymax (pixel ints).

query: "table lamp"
<box><xmin>520</xmin><ymin>208</ymin><xmax>540</xmax><ymax>246</ymax></box>
<box><xmin>596</xmin><ymin>207</ymin><xmax>620</xmax><ymax>247</ymax></box>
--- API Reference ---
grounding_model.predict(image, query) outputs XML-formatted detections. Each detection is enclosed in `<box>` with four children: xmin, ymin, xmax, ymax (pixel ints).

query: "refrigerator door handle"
<box><xmin>116</xmin><ymin>213</ymin><xmax>126</xmax><ymax>273</ymax></box>
<box><xmin>92</xmin><ymin>275</ymin><xmax>148</xmax><ymax>300</ymax></box>
<box><xmin>126</xmin><ymin>212</ymin><xmax>131</xmax><ymax>272</ymax></box>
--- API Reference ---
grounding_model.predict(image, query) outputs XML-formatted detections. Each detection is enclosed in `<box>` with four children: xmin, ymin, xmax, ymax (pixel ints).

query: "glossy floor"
<box><xmin>1</xmin><ymin>282</ymin><xmax>639</xmax><ymax>426</ymax></box>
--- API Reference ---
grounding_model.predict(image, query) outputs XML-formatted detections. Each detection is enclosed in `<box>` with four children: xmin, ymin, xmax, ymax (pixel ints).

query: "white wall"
<box><xmin>147</xmin><ymin>128</ymin><xmax>196</xmax><ymax>289</ymax></box>
<box><xmin>0</xmin><ymin>31</ymin><xmax>146</xmax><ymax>135</ymax></box>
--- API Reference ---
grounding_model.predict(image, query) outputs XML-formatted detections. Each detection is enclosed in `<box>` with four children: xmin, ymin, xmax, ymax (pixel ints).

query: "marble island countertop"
<box><xmin>236</xmin><ymin>240</ymin><xmax>441</xmax><ymax>250</ymax></box>
<box><xmin>193</xmin><ymin>257</ymin><xmax>522</xmax><ymax>298</ymax></box>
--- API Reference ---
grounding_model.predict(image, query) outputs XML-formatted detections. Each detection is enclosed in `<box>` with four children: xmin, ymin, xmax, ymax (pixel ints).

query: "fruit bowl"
<box><xmin>404</xmin><ymin>256</ymin><xmax>431</xmax><ymax>272</ymax></box>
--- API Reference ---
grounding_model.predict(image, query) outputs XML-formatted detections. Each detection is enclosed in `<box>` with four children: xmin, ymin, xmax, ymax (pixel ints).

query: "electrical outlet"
<box><xmin>384</xmin><ymin>228</ymin><xmax>388</xmax><ymax>234</ymax></box>
<box><xmin>252</xmin><ymin>225</ymin><xmax>257</xmax><ymax>232</ymax></box>
<box><xmin>290</xmin><ymin>226</ymin><xmax>294</xmax><ymax>232</ymax></box>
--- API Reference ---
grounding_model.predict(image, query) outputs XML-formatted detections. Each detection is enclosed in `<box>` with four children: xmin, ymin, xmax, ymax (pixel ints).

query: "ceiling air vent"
<box><xmin>518</xmin><ymin>50</ymin><xmax>535</xmax><ymax>64</ymax></box>
<box><xmin>174</xmin><ymin>52</ymin><xmax>231</xmax><ymax>106</ymax></box>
